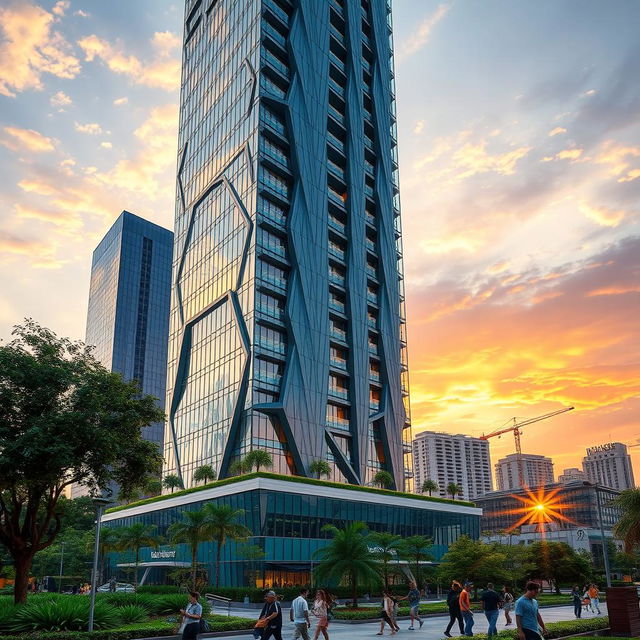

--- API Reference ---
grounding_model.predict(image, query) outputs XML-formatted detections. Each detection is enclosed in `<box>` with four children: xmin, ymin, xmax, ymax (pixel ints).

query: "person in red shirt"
<box><xmin>459</xmin><ymin>583</ymin><xmax>474</xmax><ymax>636</ymax></box>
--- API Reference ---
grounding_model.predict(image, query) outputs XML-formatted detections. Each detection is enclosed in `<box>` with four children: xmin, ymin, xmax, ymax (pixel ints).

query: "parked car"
<box><xmin>97</xmin><ymin>582</ymin><xmax>135</xmax><ymax>593</ymax></box>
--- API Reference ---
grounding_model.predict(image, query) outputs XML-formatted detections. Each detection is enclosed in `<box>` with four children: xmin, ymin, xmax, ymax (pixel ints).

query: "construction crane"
<box><xmin>481</xmin><ymin>407</ymin><xmax>575</xmax><ymax>488</ymax></box>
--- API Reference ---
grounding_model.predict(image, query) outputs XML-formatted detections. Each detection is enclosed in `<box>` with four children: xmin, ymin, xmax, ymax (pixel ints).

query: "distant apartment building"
<box><xmin>412</xmin><ymin>431</ymin><xmax>493</xmax><ymax>501</ymax></box>
<box><xmin>583</xmin><ymin>442</ymin><xmax>635</xmax><ymax>490</ymax></box>
<box><xmin>558</xmin><ymin>467</ymin><xmax>586</xmax><ymax>484</ymax></box>
<box><xmin>495</xmin><ymin>453</ymin><xmax>554</xmax><ymax>491</ymax></box>
<box><xmin>72</xmin><ymin>211</ymin><xmax>173</xmax><ymax>498</ymax></box>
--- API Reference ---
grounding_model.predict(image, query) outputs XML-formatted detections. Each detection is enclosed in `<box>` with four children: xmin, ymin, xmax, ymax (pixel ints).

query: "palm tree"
<box><xmin>369</xmin><ymin>531</ymin><xmax>403</xmax><ymax>588</ymax></box>
<box><xmin>117</xmin><ymin>523</ymin><xmax>159</xmax><ymax>588</ymax></box>
<box><xmin>163</xmin><ymin>474</ymin><xmax>183</xmax><ymax>493</ymax></box>
<box><xmin>204</xmin><ymin>503</ymin><xmax>251</xmax><ymax>587</ymax></box>
<box><xmin>446</xmin><ymin>482</ymin><xmax>462</xmax><ymax>500</ymax></box>
<box><xmin>314</xmin><ymin>522</ymin><xmax>381</xmax><ymax>607</ymax></box>
<box><xmin>193</xmin><ymin>465</ymin><xmax>217</xmax><ymax>485</ymax></box>
<box><xmin>421</xmin><ymin>479</ymin><xmax>438</xmax><ymax>496</ymax></box>
<box><xmin>373</xmin><ymin>470</ymin><xmax>394</xmax><ymax>489</ymax></box>
<box><xmin>243</xmin><ymin>449</ymin><xmax>273</xmax><ymax>473</ymax></box>
<box><xmin>97</xmin><ymin>527</ymin><xmax>120</xmax><ymax>585</ymax></box>
<box><xmin>145</xmin><ymin>478</ymin><xmax>163</xmax><ymax>496</ymax></box>
<box><xmin>399</xmin><ymin>535</ymin><xmax>433</xmax><ymax>587</ymax></box>
<box><xmin>309</xmin><ymin>459</ymin><xmax>331</xmax><ymax>479</ymax></box>
<box><xmin>229</xmin><ymin>459</ymin><xmax>248</xmax><ymax>476</ymax></box>
<box><xmin>613</xmin><ymin>488</ymin><xmax>640</xmax><ymax>552</ymax></box>
<box><xmin>168</xmin><ymin>509</ymin><xmax>213</xmax><ymax>589</ymax></box>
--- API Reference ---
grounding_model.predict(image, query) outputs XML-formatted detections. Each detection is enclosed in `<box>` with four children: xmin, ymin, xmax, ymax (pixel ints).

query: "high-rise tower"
<box><xmin>164</xmin><ymin>0</ymin><xmax>411</xmax><ymax>490</ymax></box>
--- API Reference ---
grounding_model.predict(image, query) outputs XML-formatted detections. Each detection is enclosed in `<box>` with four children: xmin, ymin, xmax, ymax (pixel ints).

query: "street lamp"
<box><xmin>88</xmin><ymin>495</ymin><xmax>112</xmax><ymax>632</ymax></box>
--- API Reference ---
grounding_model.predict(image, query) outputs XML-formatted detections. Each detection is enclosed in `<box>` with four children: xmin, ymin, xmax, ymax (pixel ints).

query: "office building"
<box><xmin>164</xmin><ymin>0</ymin><xmax>411</xmax><ymax>491</ymax></box>
<box><xmin>412</xmin><ymin>431</ymin><xmax>492</xmax><ymax>501</ymax></box>
<box><xmin>582</xmin><ymin>442</ymin><xmax>635</xmax><ymax>491</ymax></box>
<box><xmin>558</xmin><ymin>467</ymin><xmax>586</xmax><ymax>485</ymax></box>
<box><xmin>72</xmin><ymin>211</ymin><xmax>173</xmax><ymax>498</ymax></box>
<box><xmin>495</xmin><ymin>453</ymin><xmax>554</xmax><ymax>491</ymax></box>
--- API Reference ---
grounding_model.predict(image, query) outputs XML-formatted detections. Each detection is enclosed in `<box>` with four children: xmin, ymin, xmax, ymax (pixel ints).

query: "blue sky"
<box><xmin>1</xmin><ymin>0</ymin><xmax>638</xmax><ymax>475</ymax></box>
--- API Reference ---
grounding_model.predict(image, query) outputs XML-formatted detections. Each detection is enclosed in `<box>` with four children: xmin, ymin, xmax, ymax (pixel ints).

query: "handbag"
<box><xmin>255</xmin><ymin>618</ymin><xmax>268</xmax><ymax>629</ymax></box>
<box><xmin>199</xmin><ymin>617</ymin><xmax>211</xmax><ymax>633</ymax></box>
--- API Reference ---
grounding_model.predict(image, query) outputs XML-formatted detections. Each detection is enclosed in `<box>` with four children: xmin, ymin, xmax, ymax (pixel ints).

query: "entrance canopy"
<box><xmin>116</xmin><ymin>561</ymin><xmax>192</xmax><ymax>587</ymax></box>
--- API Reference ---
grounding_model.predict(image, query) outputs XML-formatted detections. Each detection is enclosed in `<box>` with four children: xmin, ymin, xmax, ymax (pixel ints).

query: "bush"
<box><xmin>8</xmin><ymin>599</ymin><xmax>121</xmax><ymax>632</ymax></box>
<box><xmin>116</xmin><ymin>605</ymin><xmax>149</xmax><ymax>624</ymax></box>
<box><xmin>99</xmin><ymin>592</ymin><xmax>208</xmax><ymax>616</ymax></box>
<box><xmin>0</xmin><ymin>600</ymin><xmax>18</xmax><ymax>632</ymax></box>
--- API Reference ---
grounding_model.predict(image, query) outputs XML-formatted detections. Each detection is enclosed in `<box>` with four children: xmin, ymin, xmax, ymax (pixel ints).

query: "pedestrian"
<box><xmin>515</xmin><ymin>582</ymin><xmax>547</xmax><ymax>640</ymax></box>
<box><xmin>459</xmin><ymin>582</ymin><xmax>474</xmax><ymax>637</ymax></box>
<box><xmin>502</xmin><ymin>586</ymin><xmax>514</xmax><ymax>626</ymax></box>
<box><xmin>290</xmin><ymin>587</ymin><xmax>311</xmax><ymax>640</ymax></box>
<box><xmin>480</xmin><ymin>583</ymin><xmax>502</xmax><ymax>638</ymax></box>
<box><xmin>312</xmin><ymin>589</ymin><xmax>332</xmax><ymax>640</ymax></box>
<box><xmin>406</xmin><ymin>581</ymin><xmax>424</xmax><ymax>630</ymax></box>
<box><xmin>581</xmin><ymin>589</ymin><xmax>592</xmax><ymax>614</ymax></box>
<box><xmin>444</xmin><ymin>581</ymin><xmax>464</xmax><ymax>637</ymax></box>
<box><xmin>259</xmin><ymin>591</ymin><xmax>283</xmax><ymax>640</ymax></box>
<box><xmin>109</xmin><ymin>577</ymin><xmax>117</xmax><ymax>593</ymax></box>
<box><xmin>179</xmin><ymin>591</ymin><xmax>202</xmax><ymax>640</ymax></box>
<box><xmin>377</xmin><ymin>590</ymin><xmax>397</xmax><ymax>636</ymax></box>
<box><xmin>588</xmin><ymin>584</ymin><xmax>601</xmax><ymax>615</ymax></box>
<box><xmin>570</xmin><ymin>585</ymin><xmax>582</xmax><ymax>619</ymax></box>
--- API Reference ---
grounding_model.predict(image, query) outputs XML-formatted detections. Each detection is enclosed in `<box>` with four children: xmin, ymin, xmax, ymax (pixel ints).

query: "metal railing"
<box><xmin>205</xmin><ymin>593</ymin><xmax>232</xmax><ymax>617</ymax></box>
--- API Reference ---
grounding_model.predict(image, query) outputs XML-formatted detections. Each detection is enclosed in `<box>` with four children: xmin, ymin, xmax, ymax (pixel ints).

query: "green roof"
<box><xmin>106</xmin><ymin>472</ymin><xmax>476</xmax><ymax>514</ymax></box>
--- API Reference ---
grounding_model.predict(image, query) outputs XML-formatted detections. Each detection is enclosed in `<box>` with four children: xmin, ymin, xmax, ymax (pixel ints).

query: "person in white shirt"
<box><xmin>290</xmin><ymin>588</ymin><xmax>311</xmax><ymax>640</ymax></box>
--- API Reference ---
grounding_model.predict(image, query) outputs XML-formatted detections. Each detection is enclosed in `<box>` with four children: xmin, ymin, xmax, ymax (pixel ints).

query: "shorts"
<box><xmin>503</xmin><ymin>603</ymin><xmax>512</xmax><ymax>613</ymax></box>
<box><xmin>410</xmin><ymin>605</ymin><xmax>420</xmax><ymax>615</ymax></box>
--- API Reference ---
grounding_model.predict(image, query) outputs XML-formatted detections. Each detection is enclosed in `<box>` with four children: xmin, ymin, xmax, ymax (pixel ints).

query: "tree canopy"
<box><xmin>0</xmin><ymin>320</ymin><xmax>164</xmax><ymax>603</ymax></box>
<box><xmin>613</xmin><ymin>488</ymin><xmax>640</xmax><ymax>553</ymax></box>
<box><xmin>438</xmin><ymin>536</ymin><xmax>510</xmax><ymax>587</ymax></box>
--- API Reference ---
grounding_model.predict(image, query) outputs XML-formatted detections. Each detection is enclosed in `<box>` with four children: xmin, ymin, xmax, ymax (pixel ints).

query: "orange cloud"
<box><xmin>0</xmin><ymin>1</ymin><xmax>80</xmax><ymax>97</ymax></box>
<box><xmin>548</xmin><ymin>127</ymin><xmax>567</xmax><ymax>137</ymax></box>
<box><xmin>398</xmin><ymin>4</ymin><xmax>450</xmax><ymax>61</ymax></box>
<box><xmin>2</xmin><ymin>126</ymin><xmax>56</xmax><ymax>152</ymax></box>
<box><xmin>0</xmin><ymin>230</ymin><xmax>62</xmax><ymax>268</ymax></box>
<box><xmin>579</xmin><ymin>202</ymin><xmax>626</xmax><ymax>227</ymax></box>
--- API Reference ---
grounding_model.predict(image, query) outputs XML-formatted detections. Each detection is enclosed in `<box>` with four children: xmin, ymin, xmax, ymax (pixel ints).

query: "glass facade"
<box><xmin>165</xmin><ymin>0</ymin><xmax>412</xmax><ymax>491</ymax></box>
<box><xmin>103</xmin><ymin>479</ymin><xmax>480</xmax><ymax>587</ymax></box>
<box><xmin>73</xmin><ymin>211</ymin><xmax>173</xmax><ymax>498</ymax></box>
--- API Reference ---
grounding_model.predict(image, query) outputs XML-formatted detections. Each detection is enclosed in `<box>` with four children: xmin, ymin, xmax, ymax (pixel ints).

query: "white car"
<box><xmin>97</xmin><ymin>582</ymin><xmax>135</xmax><ymax>593</ymax></box>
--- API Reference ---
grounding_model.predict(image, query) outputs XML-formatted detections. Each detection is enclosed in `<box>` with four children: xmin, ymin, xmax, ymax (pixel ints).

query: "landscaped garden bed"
<box><xmin>448</xmin><ymin>617</ymin><xmax>609</xmax><ymax>640</ymax></box>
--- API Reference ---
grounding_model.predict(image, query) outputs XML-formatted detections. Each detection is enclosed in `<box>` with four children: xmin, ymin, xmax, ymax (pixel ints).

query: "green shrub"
<box><xmin>116</xmin><ymin>604</ymin><xmax>149</xmax><ymax>624</ymax></box>
<box><xmin>9</xmin><ymin>599</ymin><xmax>121</xmax><ymax>632</ymax></box>
<box><xmin>0</xmin><ymin>600</ymin><xmax>18</xmax><ymax>632</ymax></box>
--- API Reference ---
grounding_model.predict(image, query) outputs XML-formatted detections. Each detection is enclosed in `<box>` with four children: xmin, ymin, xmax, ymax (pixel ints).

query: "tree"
<box><xmin>309</xmin><ymin>459</ymin><xmax>331</xmax><ymax>479</ymax></box>
<box><xmin>145</xmin><ymin>478</ymin><xmax>163</xmax><ymax>496</ymax></box>
<box><xmin>369</xmin><ymin>531</ymin><xmax>403</xmax><ymax>588</ymax></box>
<box><xmin>168</xmin><ymin>509</ymin><xmax>213</xmax><ymax>590</ymax></box>
<box><xmin>0</xmin><ymin>320</ymin><xmax>164</xmax><ymax>603</ymax></box>
<box><xmin>314</xmin><ymin>522</ymin><xmax>381</xmax><ymax>607</ymax></box>
<box><xmin>98</xmin><ymin>526</ymin><xmax>121</xmax><ymax>584</ymax></box>
<box><xmin>193</xmin><ymin>465</ymin><xmax>217</xmax><ymax>485</ymax></box>
<box><xmin>399</xmin><ymin>535</ymin><xmax>433</xmax><ymax>586</ymax></box>
<box><xmin>446</xmin><ymin>483</ymin><xmax>462</xmax><ymax>499</ymax></box>
<box><xmin>373</xmin><ymin>470</ymin><xmax>394</xmax><ymax>489</ymax></box>
<box><xmin>243</xmin><ymin>450</ymin><xmax>273</xmax><ymax>473</ymax></box>
<box><xmin>229</xmin><ymin>459</ymin><xmax>248</xmax><ymax>476</ymax></box>
<box><xmin>438</xmin><ymin>536</ymin><xmax>509</xmax><ymax>589</ymax></box>
<box><xmin>163</xmin><ymin>474</ymin><xmax>183</xmax><ymax>493</ymax></box>
<box><xmin>117</xmin><ymin>523</ymin><xmax>159</xmax><ymax>589</ymax></box>
<box><xmin>204</xmin><ymin>503</ymin><xmax>251</xmax><ymax>587</ymax></box>
<box><xmin>527</xmin><ymin>541</ymin><xmax>591</xmax><ymax>593</ymax></box>
<box><xmin>613</xmin><ymin>488</ymin><xmax>640</xmax><ymax>553</ymax></box>
<box><xmin>421</xmin><ymin>480</ymin><xmax>438</xmax><ymax>496</ymax></box>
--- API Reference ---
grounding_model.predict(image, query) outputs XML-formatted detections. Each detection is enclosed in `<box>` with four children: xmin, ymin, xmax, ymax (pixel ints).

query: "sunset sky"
<box><xmin>0</xmin><ymin>0</ymin><xmax>638</xmax><ymax>483</ymax></box>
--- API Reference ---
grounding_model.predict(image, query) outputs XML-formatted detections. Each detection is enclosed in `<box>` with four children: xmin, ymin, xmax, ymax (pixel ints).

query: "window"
<box><xmin>326</xmin><ymin>403</ymin><xmax>349</xmax><ymax>429</ymax></box>
<box><xmin>257</xmin><ymin>324</ymin><xmax>286</xmax><ymax>355</ymax></box>
<box><xmin>255</xmin><ymin>357</ymin><xmax>283</xmax><ymax>385</ymax></box>
<box><xmin>257</xmin><ymin>291</ymin><xmax>285</xmax><ymax>320</ymax></box>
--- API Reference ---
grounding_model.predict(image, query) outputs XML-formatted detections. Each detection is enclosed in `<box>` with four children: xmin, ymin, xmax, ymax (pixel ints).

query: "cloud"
<box><xmin>1</xmin><ymin>126</ymin><xmax>56</xmax><ymax>152</ymax></box>
<box><xmin>51</xmin><ymin>1</ymin><xmax>69</xmax><ymax>17</ymax></box>
<box><xmin>14</xmin><ymin>202</ymin><xmax>82</xmax><ymax>232</ymax></box>
<box><xmin>579</xmin><ymin>202</ymin><xmax>626</xmax><ymax>227</ymax></box>
<box><xmin>0</xmin><ymin>230</ymin><xmax>61</xmax><ymax>268</ymax></box>
<box><xmin>77</xmin><ymin>31</ymin><xmax>180</xmax><ymax>92</ymax></box>
<box><xmin>450</xmin><ymin>140</ymin><xmax>532</xmax><ymax>180</ymax></box>
<box><xmin>100</xmin><ymin>141</ymin><xmax>112</xmax><ymax>149</ymax></box>
<box><xmin>594</xmin><ymin>140</ymin><xmax>640</xmax><ymax>177</ymax></box>
<box><xmin>398</xmin><ymin>4</ymin><xmax>449</xmax><ymax>61</ymax></box>
<box><xmin>74</xmin><ymin>122</ymin><xmax>103</xmax><ymax>135</ymax></box>
<box><xmin>113</xmin><ymin>96</ymin><xmax>128</xmax><ymax>106</ymax></box>
<box><xmin>50</xmin><ymin>90</ymin><xmax>72</xmax><ymax>109</ymax></box>
<box><xmin>555</xmin><ymin>148</ymin><xmax>584</xmax><ymax>161</ymax></box>
<box><xmin>0</xmin><ymin>1</ymin><xmax>81</xmax><ymax>97</ymax></box>
<box><xmin>548</xmin><ymin>127</ymin><xmax>566</xmax><ymax>137</ymax></box>
<box><xmin>74</xmin><ymin>9</ymin><xmax>89</xmax><ymax>18</ymax></box>
<box><xmin>414</xmin><ymin>120</ymin><xmax>425</xmax><ymax>134</ymax></box>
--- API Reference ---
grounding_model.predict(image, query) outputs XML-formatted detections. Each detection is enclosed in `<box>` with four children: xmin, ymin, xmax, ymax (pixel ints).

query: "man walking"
<box><xmin>406</xmin><ymin>581</ymin><xmax>424</xmax><ymax>630</ymax></box>
<box><xmin>515</xmin><ymin>582</ymin><xmax>547</xmax><ymax>640</ymax></box>
<box><xmin>444</xmin><ymin>582</ymin><xmax>464</xmax><ymax>637</ymax></box>
<box><xmin>259</xmin><ymin>591</ymin><xmax>283</xmax><ymax>640</ymax></box>
<box><xmin>460</xmin><ymin>582</ymin><xmax>474</xmax><ymax>637</ymax></box>
<box><xmin>290</xmin><ymin>588</ymin><xmax>311</xmax><ymax>640</ymax></box>
<box><xmin>588</xmin><ymin>584</ymin><xmax>601</xmax><ymax>615</ymax></box>
<box><xmin>481</xmin><ymin>583</ymin><xmax>502</xmax><ymax>638</ymax></box>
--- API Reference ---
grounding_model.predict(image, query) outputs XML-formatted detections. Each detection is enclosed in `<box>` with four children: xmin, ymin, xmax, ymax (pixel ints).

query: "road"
<box><xmin>208</xmin><ymin>602</ymin><xmax>608</xmax><ymax>640</ymax></box>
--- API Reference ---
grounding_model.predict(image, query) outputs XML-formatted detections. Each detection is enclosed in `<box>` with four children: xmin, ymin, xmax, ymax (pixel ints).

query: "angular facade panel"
<box><xmin>164</xmin><ymin>0</ymin><xmax>412</xmax><ymax>490</ymax></box>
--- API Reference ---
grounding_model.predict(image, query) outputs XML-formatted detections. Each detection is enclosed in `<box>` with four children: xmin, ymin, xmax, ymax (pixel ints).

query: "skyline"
<box><xmin>0</xmin><ymin>0</ymin><xmax>638</xmax><ymax>481</ymax></box>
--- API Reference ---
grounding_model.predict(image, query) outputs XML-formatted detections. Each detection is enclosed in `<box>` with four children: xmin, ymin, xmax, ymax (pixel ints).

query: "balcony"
<box><xmin>327</xmin><ymin>131</ymin><xmax>345</xmax><ymax>154</ymax></box>
<box><xmin>262</xmin><ymin>20</ymin><xmax>287</xmax><ymax>50</ymax></box>
<box><xmin>328</xmin><ymin>386</ymin><xmax>349</xmax><ymax>400</ymax></box>
<box><xmin>329</xmin><ymin>298</ymin><xmax>345</xmax><ymax>314</ymax></box>
<box><xmin>328</xmin><ymin>105</ymin><xmax>346</xmax><ymax>128</ymax></box>
<box><xmin>329</xmin><ymin>77</ymin><xmax>345</xmax><ymax>99</ymax></box>
<box><xmin>327</xmin><ymin>158</ymin><xmax>345</xmax><ymax>181</ymax></box>
<box><xmin>330</xmin><ymin>356</ymin><xmax>347</xmax><ymax>371</ymax></box>
<box><xmin>262</xmin><ymin>49</ymin><xmax>289</xmax><ymax>78</ymax></box>
<box><xmin>327</xmin><ymin>417</ymin><xmax>350</xmax><ymax>431</ymax></box>
<box><xmin>365</xmin><ymin>237</ymin><xmax>376</xmax><ymax>252</ymax></box>
<box><xmin>328</xmin><ymin>215</ymin><xmax>346</xmax><ymax>235</ymax></box>
<box><xmin>263</xmin><ymin>0</ymin><xmax>289</xmax><ymax>26</ymax></box>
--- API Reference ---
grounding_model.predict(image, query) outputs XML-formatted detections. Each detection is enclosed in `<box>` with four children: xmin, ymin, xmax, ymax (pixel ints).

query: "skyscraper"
<box><xmin>73</xmin><ymin>211</ymin><xmax>173</xmax><ymax>498</ymax></box>
<box><xmin>583</xmin><ymin>442</ymin><xmax>635</xmax><ymax>490</ymax></box>
<box><xmin>164</xmin><ymin>0</ymin><xmax>411</xmax><ymax>490</ymax></box>
<box><xmin>495</xmin><ymin>453</ymin><xmax>554</xmax><ymax>491</ymax></box>
<box><xmin>412</xmin><ymin>431</ymin><xmax>493</xmax><ymax>501</ymax></box>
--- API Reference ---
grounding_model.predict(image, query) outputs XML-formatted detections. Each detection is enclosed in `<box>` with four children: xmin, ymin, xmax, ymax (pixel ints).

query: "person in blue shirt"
<box><xmin>179</xmin><ymin>591</ymin><xmax>203</xmax><ymax>640</ymax></box>
<box><xmin>515</xmin><ymin>582</ymin><xmax>547</xmax><ymax>640</ymax></box>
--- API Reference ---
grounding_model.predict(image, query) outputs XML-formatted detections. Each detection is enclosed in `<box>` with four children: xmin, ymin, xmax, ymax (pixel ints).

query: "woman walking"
<box><xmin>502</xmin><ymin>586</ymin><xmax>514</xmax><ymax>626</ymax></box>
<box><xmin>179</xmin><ymin>591</ymin><xmax>203</xmax><ymax>640</ymax></box>
<box><xmin>312</xmin><ymin>589</ymin><xmax>333</xmax><ymax>640</ymax></box>
<box><xmin>377</xmin><ymin>590</ymin><xmax>398</xmax><ymax>635</ymax></box>
<box><xmin>570</xmin><ymin>585</ymin><xmax>582</xmax><ymax>619</ymax></box>
<box><xmin>444</xmin><ymin>581</ymin><xmax>464</xmax><ymax>637</ymax></box>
